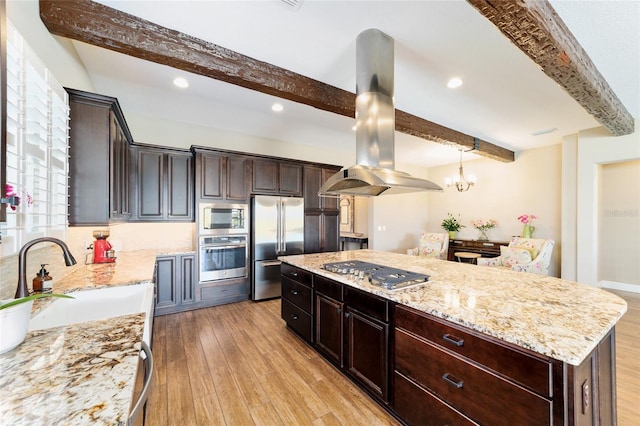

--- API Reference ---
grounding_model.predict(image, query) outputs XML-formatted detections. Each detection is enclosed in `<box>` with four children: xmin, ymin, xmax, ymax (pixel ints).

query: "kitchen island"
<box><xmin>279</xmin><ymin>250</ymin><xmax>628</xmax><ymax>425</ymax></box>
<box><xmin>0</xmin><ymin>251</ymin><xmax>157</xmax><ymax>425</ymax></box>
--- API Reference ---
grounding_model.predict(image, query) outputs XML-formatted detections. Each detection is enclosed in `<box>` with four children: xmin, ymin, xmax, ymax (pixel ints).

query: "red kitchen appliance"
<box><xmin>92</xmin><ymin>230</ymin><xmax>116</xmax><ymax>263</ymax></box>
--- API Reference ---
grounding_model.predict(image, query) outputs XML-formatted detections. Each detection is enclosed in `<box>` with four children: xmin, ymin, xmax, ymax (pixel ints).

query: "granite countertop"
<box><xmin>279</xmin><ymin>250</ymin><xmax>628</xmax><ymax>366</ymax></box>
<box><xmin>0</xmin><ymin>250</ymin><xmax>158</xmax><ymax>425</ymax></box>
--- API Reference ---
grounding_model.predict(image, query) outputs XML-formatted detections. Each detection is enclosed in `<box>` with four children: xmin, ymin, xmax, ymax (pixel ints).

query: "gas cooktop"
<box><xmin>322</xmin><ymin>260</ymin><xmax>429</xmax><ymax>291</ymax></box>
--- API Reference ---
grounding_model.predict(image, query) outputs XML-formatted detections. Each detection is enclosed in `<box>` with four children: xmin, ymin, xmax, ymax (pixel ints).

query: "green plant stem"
<box><xmin>0</xmin><ymin>293</ymin><xmax>73</xmax><ymax>310</ymax></box>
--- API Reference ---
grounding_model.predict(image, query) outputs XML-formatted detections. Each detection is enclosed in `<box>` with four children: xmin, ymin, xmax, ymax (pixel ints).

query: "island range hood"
<box><xmin>319</xmin><ymin>29</ymin><xmax>442</xmax><ymax>197</ymax></box>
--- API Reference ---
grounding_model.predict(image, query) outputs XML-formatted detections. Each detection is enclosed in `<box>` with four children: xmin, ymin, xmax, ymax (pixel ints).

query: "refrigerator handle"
<box><xmin>276</xmin><ymin>200</ymin><xmax>282</xmax><ymax>254</ymax></box>
<box><xmin>281</xmin><ymin>202</ymin><xmax>287</xmax><ymax>253</ymax></box>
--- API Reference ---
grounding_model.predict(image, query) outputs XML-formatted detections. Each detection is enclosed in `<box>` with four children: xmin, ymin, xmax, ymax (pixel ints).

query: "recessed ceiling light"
<box><xmin>272</xmin><ymin>103</ymin><xmax>284</xmax><ymax>112</ymax></box>
<box><xmin>173</xmin><ymin>77</ymin><xmax>189</xmax><ymax>88</ymax></box>
<box><xmin>447</xmin><ymin>77</ymin><xmax>463</xmax><ymax>89</ymax></box>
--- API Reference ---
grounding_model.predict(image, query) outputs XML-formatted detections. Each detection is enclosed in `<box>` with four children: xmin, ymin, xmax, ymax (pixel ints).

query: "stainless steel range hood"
<box><xmin>319</xmin><ymin>29</ymin><xmax>442</xmax><ymax>197</ymax></box>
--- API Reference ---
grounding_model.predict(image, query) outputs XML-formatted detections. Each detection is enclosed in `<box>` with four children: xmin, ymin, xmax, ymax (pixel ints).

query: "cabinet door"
<box><xmin>167</xmin><ymin>153</ymin><xmax>193</xmax><ymax>219</ymax></box>
<box><xmin>199</xmin><ymin>153</ymin><xmax>223</xmax><ymax>199</ymax></box>
<box><xmin>315</xmin><ymin>294</ymin><xmax>344</xmax><ymax>367</ymax></box>
<box><xmin>322</xmin><ymin>211</ymin><xmax>340</xmax><ymax>252</ymax></box>
<box><xmin>304</xmin><ymin>212</ymin><xmax>322</xmax><ymax>253</ymax></box>
<box><xmin>155</xmin><ymin>256</ymin><xmax>178</xmax><ymax>310</ymax></box>
<box><xmin>346</xmin><ymin>307</ymin><xmax>389</xmax><ymax>402</ymax></box>
<box><xmin>120</xmin><ymin>127</ymin><xmax>131</xmax><ymax>217</ymax></box>
<box><xmin>321</xmin><ymin>168</ymin><xmax>339</xmax><ymax>210</ymax></box>
<box><xmin>252</xmin><ymin>159</ymin><xmax>279</xmax><ymax>193</ymax></box>
<box><xmin>136</xmin><ymin>149</ymin><xmax>164</xmax><ymax>219</ymax></box>
<box><xmin>226</xmin><ymin>156</ymin><xmax>248</xmax><ymax>201</ymax></box>
<box><xmin>179</xmin><ymin>254</ymin><xmax>196</xmax><ymax>304</ymax></box>
<box><xmin>303</xmin><ymin>166</ymin><xmax>322</xmax><ymax>210</ymax></box>
<box><xmin>109</xmin><ymin>112</ymin><xmax>122</xmax><ymax>218</ymax></box>
<box><xmin>279</xmin><ymin>163</ymin><xmax>303</xmax><ymax>195</ymax></box>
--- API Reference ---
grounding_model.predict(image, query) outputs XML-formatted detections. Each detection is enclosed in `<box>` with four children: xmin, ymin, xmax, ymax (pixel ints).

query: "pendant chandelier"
<box><xmin>444</xmin><ymin>149</ymin><xmax>477</xmax><ymax>192</ymax></box>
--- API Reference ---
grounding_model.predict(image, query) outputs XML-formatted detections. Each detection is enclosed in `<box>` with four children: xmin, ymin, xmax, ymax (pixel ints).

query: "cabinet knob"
<box><xmin>291</xmin><ymin>290</ymin><xmax>299</xmax><ymax>296</ymax></box>
<box><xmin>291</xmin><ymin>314</ymin><xmax>299</xmax><ymax>320</ymax></box>
<box><xmin>291</xmin><ymin>272</ymin><xmax>298</xmax><ymax>277</ymax></box>
<box><xmin>443</xmin><ymin>333</ymin><xmax>464</xmax><ymax>347</ymax></box>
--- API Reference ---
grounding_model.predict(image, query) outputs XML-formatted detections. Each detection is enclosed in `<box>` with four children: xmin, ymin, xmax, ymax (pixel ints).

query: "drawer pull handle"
<box><xmin>291</xmin><ymin>290</ymin><xmax>299</xmax><ymax>296</ymax></box>
<box><xmin>291</xmin><ymin>314</ymin><xmax>299</xmax><ymax>320</ymax></box>
<box><xmin>442</xmin><ymin>373</ymin><xmax>464</xmax><ymax>389</ymax></box>
<box><xmin>443</xmin><ymin>334</ymin><xmax>464</xmax><ymax>346</ymax></box>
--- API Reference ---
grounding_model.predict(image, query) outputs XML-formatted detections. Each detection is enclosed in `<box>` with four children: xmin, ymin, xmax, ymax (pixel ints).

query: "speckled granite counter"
<box><xmin>1</xmin><ymin>250</ymin><xmax>158</xmax><ymax>425</ymax></box>
<box><xmin>279</xmin><ymin>250</ymin><xmax>628</xmax><ymax>366</ymax></box>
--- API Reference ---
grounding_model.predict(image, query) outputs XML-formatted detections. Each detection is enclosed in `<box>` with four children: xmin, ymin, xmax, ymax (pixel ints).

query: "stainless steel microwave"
<box><xmin>199</xmin><ymin>203</ymin><xmax>248</xmax><ymax>235</ymax></box>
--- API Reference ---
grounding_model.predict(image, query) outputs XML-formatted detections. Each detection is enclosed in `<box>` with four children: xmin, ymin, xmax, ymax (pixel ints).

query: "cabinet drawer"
<box><xmin>200</xmin><ymin>282</ymin><xmax>247</xmax><ymax>301</ymax></box>
<box><xmin>281</xmin><ymin>276</ymin><xmax>312</xmax><ymax>313</ymax></box>
<box><xmin>345</xmin><ymin>286</ymin><xmax>389</xmax><ymax>323</ymax></box>
<box><xmin>281</xmin><ymin>263</ymin><xmax>312</xmax><ymax>287</ymax></box>
<box><xmin>394</xmin><ymin>371</ymin><xmax>478</xmax><ymax>426</ymax></box>
<box><xmin>282</xmin><ymin>298</ymin><xmax>313</xmax><ymax>342</ymax></box>
<box><xmin>314</xmin><ymin>275</ymin><xmax>343</xmax><ymax>301</ymax></box>
<box><xmin>395</xmin><ymin>329</ymin><xmax>551</xmax><ymax>426</ymax></box>
<box><xmin>395</xmin><ymin>305</ymin><xmax>551</xmax><ymax>396</ymax></box>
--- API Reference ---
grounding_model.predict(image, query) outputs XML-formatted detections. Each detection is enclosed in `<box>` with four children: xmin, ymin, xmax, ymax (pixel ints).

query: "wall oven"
<box><xmin>199</xmin><ymin>203</ymin><xmax>248</xmax><ymax>235</ymax></box>
<box><xmin>199</xmin><ymin>235</ymin><xmax>248</xmax><ymax>282</ymax></box>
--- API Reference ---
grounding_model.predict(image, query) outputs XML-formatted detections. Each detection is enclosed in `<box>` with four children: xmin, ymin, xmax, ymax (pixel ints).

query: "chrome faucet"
<box><xmin>15</xmin><ymin>237</ymin><xmax>77</xmax><ymax>298</ymax></box>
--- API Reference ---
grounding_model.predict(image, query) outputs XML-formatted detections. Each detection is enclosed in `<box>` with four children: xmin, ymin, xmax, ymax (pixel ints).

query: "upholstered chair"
<box><xmin>407</xmin><ymin>233</ymin><xmax>450</xmax><ymax>260</ymax></box>
<box><xmin>477</xmin><ymin>237</ymin><xmax>555</xmax><ymax>275</ymax></box>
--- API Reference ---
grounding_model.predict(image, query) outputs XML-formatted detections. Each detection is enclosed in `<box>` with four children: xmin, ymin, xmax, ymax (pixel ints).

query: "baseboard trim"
<box><xmin>599</xmin><ymin>280</ymin><xmax>640</xmax><ymax>294</ymax></box>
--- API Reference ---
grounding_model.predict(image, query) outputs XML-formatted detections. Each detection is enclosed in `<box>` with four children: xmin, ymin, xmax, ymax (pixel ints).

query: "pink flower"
<box><xmin>517</xmin><ymin>214</ymin><xmax>537</xmax><ymax>225</ymax></box>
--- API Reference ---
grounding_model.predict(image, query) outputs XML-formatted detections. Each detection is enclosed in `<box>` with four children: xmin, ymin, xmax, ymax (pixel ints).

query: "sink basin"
<box><xmin>29</xmin><ymin>283</ymin><xmax>154</xmax><ymax>345</ymax></box>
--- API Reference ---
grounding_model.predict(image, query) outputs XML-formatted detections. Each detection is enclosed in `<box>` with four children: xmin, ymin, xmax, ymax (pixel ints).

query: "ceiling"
<box><xmin>68</xmin><ymin>0</ymin><xmax>639</xmax><ymax>167</ymax></box>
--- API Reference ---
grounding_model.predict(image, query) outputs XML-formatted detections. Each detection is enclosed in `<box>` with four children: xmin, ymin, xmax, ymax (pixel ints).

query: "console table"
<box><xmin>340</xmin><ymin>234</ymin><xmax>369</xmax><ymax>250</ymax></box>
<box><xmin>447</xmin><ymin>239</ymin><xmax>509</xmax><ymax>261</ymax></box>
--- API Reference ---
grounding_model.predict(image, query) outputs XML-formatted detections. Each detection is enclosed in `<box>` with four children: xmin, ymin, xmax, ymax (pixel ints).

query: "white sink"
<box><xmin>29</xmin><ymin>283</ymin><xmax>154</xmax><ymax>345</ymax></box>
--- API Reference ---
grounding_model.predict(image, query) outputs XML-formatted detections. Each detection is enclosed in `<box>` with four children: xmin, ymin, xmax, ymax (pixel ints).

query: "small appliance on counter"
<box><xmin>91</xmin><ymin>230</ymin><xmax>116</xmax><ymax>264</ymax></box>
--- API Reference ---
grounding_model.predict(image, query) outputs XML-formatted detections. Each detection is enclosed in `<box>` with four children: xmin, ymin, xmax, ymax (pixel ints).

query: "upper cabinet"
<box><xmin>252</xmin><ymin>159</ymin><xmax>302</xmax><ymax>196</ymax></box>
<box><xmin>195</xmin><ymin>150</ymin><xmax>250</xmax><ymax>202</ymax></box>
<box><xmin>130</xmin><ymin>145</ymin><xmax>194</xmax><ymax>221</ymax></box>
<box><xmin>67</xmin><ymin>89</ymin><xmax>133</xmax><ymax>226</ymax></box>
<box><xmin>303</xmin><ymin>166</ymin><xmax>340</xmax><ymax>211</ymax></box>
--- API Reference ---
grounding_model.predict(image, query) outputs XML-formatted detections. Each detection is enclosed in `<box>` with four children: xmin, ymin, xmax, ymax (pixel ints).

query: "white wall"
<box><xmin>567</xmin><ymin>120</ymin><xmax>640</xmax><ymax>291</ymax></box>
<box><xmin>421</xmin><ymin>144</ymin><xmax>563</xmax><ymax>277</ymax></box>
<box><xmin>7</xmin><ymin>0</ymin><xmax>94</xmax><ymax>92</ymax></box>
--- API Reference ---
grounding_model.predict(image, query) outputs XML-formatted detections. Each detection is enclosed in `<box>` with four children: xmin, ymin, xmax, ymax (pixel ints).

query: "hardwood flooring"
<box><xmin>143</xmin><ymin>291</ymin><xmax>640</xmax><ymax>426</ymax></box>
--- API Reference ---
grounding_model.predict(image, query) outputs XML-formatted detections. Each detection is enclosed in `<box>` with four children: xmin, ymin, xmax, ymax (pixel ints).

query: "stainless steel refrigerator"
<box><xmin>251</xmin><ymin>195</ymin><xmax>304</xmax><ymax>300</ymax></box>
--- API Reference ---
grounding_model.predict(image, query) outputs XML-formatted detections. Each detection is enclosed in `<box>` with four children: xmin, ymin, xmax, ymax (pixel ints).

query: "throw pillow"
<box><xmin>500</xmin><ymin>246</ymin><xmax>532</xmax><ymax>267</ymax></box>
<box><xmin>419</xmin><ymin>240</ymin><xmax>442</xmax><ymax>258</ymax></box>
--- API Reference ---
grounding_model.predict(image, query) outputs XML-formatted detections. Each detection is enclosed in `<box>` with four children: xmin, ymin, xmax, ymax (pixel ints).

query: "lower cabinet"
<box><xmin>281</xmin><ymin>264</ymin><xmax>314</xmax><ymax>342</ymax></box>
<box><xmin>154</xmin><ymin>253</ymin><xmax>196</xmax><ymax>316</ymax></box>
<box><xmin>312</xmin><ymin>275</ymin><xmax>390</xmax><ymax>404</ymax></box>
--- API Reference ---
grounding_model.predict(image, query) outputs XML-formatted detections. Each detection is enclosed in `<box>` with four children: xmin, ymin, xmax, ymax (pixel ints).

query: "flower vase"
<box><xmin>521</xmin><ymin>224</ymin><xmax>535</xmax><ymax>238</ymax></box>
<box><xmin>448</xmin><ymin>231</ymin><xmax>457</xmax><ymax>240</ymax></box>
<box><xmin>477</xmin><ymin>229</ymin><xmax>489</xmax><ymax>241</ymax></box>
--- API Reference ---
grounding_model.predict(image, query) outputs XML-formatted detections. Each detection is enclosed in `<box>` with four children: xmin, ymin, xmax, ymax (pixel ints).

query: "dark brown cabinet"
<box><xmin>154</xmin><ymin>253</ymin><xmax>196</xmax><ymax>316</ymax></box>
<box><xmin>311</xmin><ymin>275</ymin><xmax>390</xmax><ymax>404</ymax></box>
<box><xmin>252</xmin><ymin>159</ymin><xmax>302</xmax><ymax>196</ymax></box>
<box><xmin>131</xmin><ymin>145</ymin><xmax>194</xmax><ymax>221</ymax></box>
<box><xmin>195</xmin><ymin>150</ymin><xmax>249</xmax><ymax>202</ymax></box>
<box><xmin>304</xmin><ymin>165</ymin><xmax>341</xmax><ymax>254</ymax></box>
<box><xmin>67</xmin><ymin>88</ymin><xmax>133</xmax><ymax>225</ymax></box>
<box><xmin>281</xmin><ymin>263</ymin><xmax>314</xmax><ymax>342</ymax></box>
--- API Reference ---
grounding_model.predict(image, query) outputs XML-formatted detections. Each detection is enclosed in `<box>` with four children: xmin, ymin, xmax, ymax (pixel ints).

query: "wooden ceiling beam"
<box><xmin>467</xmin><ymin>0</ymin><xmax>634</xmax><ymax>136</ymax></box>
<box><xmin>39</xmin><ymin>0</ymin><xmax>514</xmax><ymax>162</ymax></box>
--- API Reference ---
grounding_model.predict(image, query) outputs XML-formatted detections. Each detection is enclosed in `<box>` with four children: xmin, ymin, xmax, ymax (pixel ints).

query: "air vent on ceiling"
<box><xmin>281</xmin><ymin>0</ymin><xmax>304</xmax><ymax>11</ymax></box>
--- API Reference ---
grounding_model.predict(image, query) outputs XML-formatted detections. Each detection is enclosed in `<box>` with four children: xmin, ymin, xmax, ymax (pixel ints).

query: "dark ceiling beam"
<box><xmin>467</xmin><ymin>0</ymin><xmax>634</xmax><ymax>136</ymax></box>
<box><xmin>39</xmin><ymin>0</ymin><xmax>515</xmax><ymax>163</ymax></box>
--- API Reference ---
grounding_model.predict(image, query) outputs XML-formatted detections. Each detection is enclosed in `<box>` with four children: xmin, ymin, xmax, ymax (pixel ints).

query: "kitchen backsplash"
<box><xmin>0</xmin><ymin>222</ymin><xmax>196</xmax><ymax>300</ymax></box>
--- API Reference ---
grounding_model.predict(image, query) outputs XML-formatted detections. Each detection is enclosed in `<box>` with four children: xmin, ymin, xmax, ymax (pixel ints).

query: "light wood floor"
<box><xmin>143</xmin><ymin>291</ymin><xmax>640</xmax><ymax>426</ymax></box>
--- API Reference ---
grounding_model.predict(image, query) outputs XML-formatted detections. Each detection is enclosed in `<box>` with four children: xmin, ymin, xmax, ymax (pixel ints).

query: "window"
<box><xmin>1</xmin><ymin>21</ymin><xmax>69</xmax><ymax>256</ymax></box>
